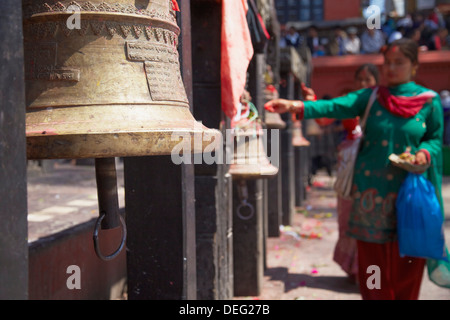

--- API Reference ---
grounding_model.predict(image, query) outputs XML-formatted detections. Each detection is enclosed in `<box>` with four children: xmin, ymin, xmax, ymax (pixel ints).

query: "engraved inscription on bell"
<box><xmin>126</xmin><ymin>41</ymin><xmax>188</xmax><ymax>103</ymax></box>
<box><xmin>24</xmin><ymin>42</ymin><xmax>80</xmax><ymax>82</ymax></box>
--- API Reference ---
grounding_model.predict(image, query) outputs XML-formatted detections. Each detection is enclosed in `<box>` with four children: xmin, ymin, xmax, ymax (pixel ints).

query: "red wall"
<box><xmin>29</xmin><ymin>219</ymin><xmax>126</xmax><ymax>300</ymax></box>
<box><xmin>324</xmin><ymin>0</ymin><xmax>362</xmax><ymax>21</ymax></box>
<box><xmin>310</xmin><ymin>51</ymin><xmax>450</xmax><ymax>99</ymax></box>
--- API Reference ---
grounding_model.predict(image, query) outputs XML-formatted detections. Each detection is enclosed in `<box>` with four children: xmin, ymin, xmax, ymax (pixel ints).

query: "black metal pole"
<box><xmin>179</xmin><ymin>0</ymin><xmax>197</xmax><ymax>301</ymax></box>
<box><xmin>0</xmin><ymin>0</ymin><xmax>29</xmax><ymax>299</ymax></box>
<box><xmin>124</xmin><ymin>0</ymin><xmax>197</xmax><ymax>299</ymax></box>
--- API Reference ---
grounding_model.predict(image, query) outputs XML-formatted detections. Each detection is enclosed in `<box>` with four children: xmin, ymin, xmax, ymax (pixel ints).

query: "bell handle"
<box><xmin>93</xmin><ymin>212</ymin><xmax>127</xmax><ymax>261</ymax></box>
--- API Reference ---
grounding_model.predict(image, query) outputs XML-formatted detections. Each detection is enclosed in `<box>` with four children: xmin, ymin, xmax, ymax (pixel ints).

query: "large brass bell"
<box><xmin>228</xmin><ymin>102</ymin><xmax>278</xmax><ymax>180</ymax></box>
<box><xmin>22</xmin><ymin>0</ymin><xmax>219</xmax><ymax>159</ymax></box>
<box><xmin>22</xmin><ymin>0</ymin><xmax>220</xmax><ymax>260</ymax></box>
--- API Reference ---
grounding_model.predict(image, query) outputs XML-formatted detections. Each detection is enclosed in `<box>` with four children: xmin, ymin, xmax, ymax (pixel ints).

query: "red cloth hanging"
<box><xmin>256</xmin><ymin>11</ymin><xmax>270</xmax><ymax>40</ymax></box>
<box><xmin>221</xmin><ymin>0</ymin><xmax>254</xmax><ymax>121</ymax></box>
<box><xmin>171</xmin><ymin>0</ymin><xmax>180</xmax><ymax>12</ymax></box>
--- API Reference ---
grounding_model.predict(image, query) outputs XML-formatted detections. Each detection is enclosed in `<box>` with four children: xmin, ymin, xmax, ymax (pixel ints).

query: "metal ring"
<box><xmin>236</xmin><ymin>201</ymin><xmax>255</xmax><ymax>220</ymax></box>
<box><xmin>93</xmin><ymin>212</ymin><xmax>127</xmax><ymax>261</ymax></box>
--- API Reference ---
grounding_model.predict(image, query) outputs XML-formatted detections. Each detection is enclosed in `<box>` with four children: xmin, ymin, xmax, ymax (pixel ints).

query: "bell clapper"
<box><xmin>93</xmin><ymin>157</ymin><xmax>127</xmax><ymax>261</ymax></box>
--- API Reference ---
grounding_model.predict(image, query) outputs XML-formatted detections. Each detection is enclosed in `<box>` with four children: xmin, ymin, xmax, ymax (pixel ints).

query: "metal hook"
<box><xmin>236</xmin><ymin>200</ymin><xmax>255</xmax><ymax>220</ymax></box>
<box><xmin>236</xmin><ymin>180</ymin><xmax>254</xmax><ymax>220</ymax></box>
<box><xmin>93</xmin><ymin>211</ymin><xmax>127</xmax><ymax>261</ymax></box>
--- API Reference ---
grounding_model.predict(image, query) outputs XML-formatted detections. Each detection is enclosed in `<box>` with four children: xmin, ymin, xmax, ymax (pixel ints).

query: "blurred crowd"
<box><xmin>280</xmin><ymin>9</ymin><xmax>450</xmax><ymax>57</ymax></box>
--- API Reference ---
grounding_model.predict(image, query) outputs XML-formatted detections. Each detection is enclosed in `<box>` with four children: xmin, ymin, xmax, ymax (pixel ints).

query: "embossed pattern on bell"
<box><xmin>23</xmin><ymin>0</ymin><xmax>220</xmax><ymax>159</ymax></box>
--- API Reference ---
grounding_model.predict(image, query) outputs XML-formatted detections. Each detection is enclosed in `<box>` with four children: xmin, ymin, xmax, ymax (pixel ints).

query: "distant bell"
<box><xmin>229</xmin><ymin>122</ymin><xmax>278</xmax><ymax>180</ymax></box>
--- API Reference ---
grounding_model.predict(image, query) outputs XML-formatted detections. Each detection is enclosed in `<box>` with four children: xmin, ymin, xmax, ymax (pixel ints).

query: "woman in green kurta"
<box><xmin>265</xmin><ymin>38</ymin><xmax>450</xmax><ymax>299</ymax></box>
<box><xmin>302</xmin><ymin>80</ymin><xmax>441</xmax><ymax>243</ymax></box>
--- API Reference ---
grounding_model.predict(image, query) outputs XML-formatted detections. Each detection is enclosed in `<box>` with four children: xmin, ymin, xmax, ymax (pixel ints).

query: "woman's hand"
<box><xmin>264</xmin><ymin>99</ymin><xmax>304</xmax><ymax>114</ymax></box>
<box><xmin>414</xmin><ymin>151</ymin><xmax>428</xmax><ymax>166</ymax></box>
<box><xmin>301</xmin><ymin>83</ymin><xmax>316</xmax><ymax>101</ymax></box>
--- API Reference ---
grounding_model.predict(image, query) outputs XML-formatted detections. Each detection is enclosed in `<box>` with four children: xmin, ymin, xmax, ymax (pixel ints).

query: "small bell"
<box><xmin>229</xmin><ymin>123</ymin><xmax>278</xmax><ymax>179</ymax></box>
<box><xmin>263</xmin><ymin>85</ymin><xmax>286</xmax><ymax>129</ymax></box>
<box><xmin>265</xmin><ymin>112</ymin><xmax>286</xmax><ymax>129</ymax></box>
<box><xmin>291</xmin><ymin>114</ymin><xmax>310</xmax><ymax>147</ymax></box>
<box><xmin>229</xmin><ymin>100</ymin><xmax>278</xmax><ymax>180</ymax></box>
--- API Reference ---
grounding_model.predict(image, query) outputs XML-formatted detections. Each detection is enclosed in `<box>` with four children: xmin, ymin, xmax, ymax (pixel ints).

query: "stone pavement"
<box><xmin>26</xmin><ymin>161</ymin><xmax>450</xmax><ymax>300</ymax></box>
<box><xmin>26</xmin><ymin>159</ymin><xmax>125</xmax><ymax>243</ymax></box>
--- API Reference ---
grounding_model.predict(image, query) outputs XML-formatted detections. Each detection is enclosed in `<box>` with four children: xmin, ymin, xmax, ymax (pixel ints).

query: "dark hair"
<box><xmin>384</xmin><ymin>38</ymin><xmax>419</xmax><ymax>65</ymax></box>
<box><xmin>354</xmin><ymin>63</ymin><xmax>380</xmax><ymax>84</ymax></box>
<box><xmin>405</xmin><ymin>27</ymin><xmax>420</xmax><ymax>39</ymax></box>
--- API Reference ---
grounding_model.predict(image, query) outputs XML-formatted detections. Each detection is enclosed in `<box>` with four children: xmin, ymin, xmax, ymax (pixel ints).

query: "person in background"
<box><xmin>426</xmin><ymin>27</ymin><xmax>449</xmax><ymax>51</ymax></box>
<box><xmin>263</xmin><ymin>64</ymin><xmax>274</xmax><ymax>85</ymax></box>
<box><xmin>411</xmin><ymin>12</ymin><xmax>425</xmax><ymax>30</ymax></box>
<box><xmin>328</xmin><ymin>25</ymin><xmax>347</xmax><ymax>56</ymax></box>
<box><xmin>265</xmin><ymin>38</ymin><xmax>448</xmax><ymax>299</ymax></box>
<box><xmin>387</xmin><ymin>26</ymin><xmax>406</xmax><ymax>44</ymax></box>
<box><xmin>382</xmin><ymin>14</ymin><xmax>397</xmax><ymax>40</ymax></box>
<box><xmin>424</xmin><ymin>9</ymin><xmax>444</xmax><ymax>31</ymax></box>
<box><xmin>405</xmin><ymin>27</ymin><xmax>422</xmax><ymax>45</ymax></box>
<box><xmin>306</xmin><ymin>25</ymin><xmax>324</xmax><ymax>57</ymax></box>
<box><xmin>279</xmin><ymin>25</ymin><xmax>288</xmax><ymax>48</ymax></box>
<box><xmin>396</xmin><ymin>13</ymin><xmax>413</xmax><ymax>29</ymax></box>
<box><xmin>442</xmin><ymin>90</ymin><xmax>450</xmax><ymax>146</ymax></box>
<box><xmin>285</xmin><ymin>26</ymin><xmax>303</xmax><ymax>48</ymax></box>
<box><xmin>344</xmin><ymin>27</ymin><xmax>361</xmax><ymax>55</ymax></box>
<box><xmin>361</xmin><ymin>28</ymin><xmax>386</xmax><ymax>54</ymax></box>
<box><xmin>334</xmin><ymin>64</ymin><xmax>379</xmax><ymax>283</ymax></box>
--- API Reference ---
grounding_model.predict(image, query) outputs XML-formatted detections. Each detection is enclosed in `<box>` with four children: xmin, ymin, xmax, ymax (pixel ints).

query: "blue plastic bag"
<box><xmin>396</xmin><ymin>173</ymin><xmax>448</xmax><ymax>261</ymax></box>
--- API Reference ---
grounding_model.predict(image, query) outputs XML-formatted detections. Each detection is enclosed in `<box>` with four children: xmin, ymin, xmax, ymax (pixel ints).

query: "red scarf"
<box><xmin>376</xmin><ymin>86</ymin><xmax>436</xmax><ymax>118</ymax></box>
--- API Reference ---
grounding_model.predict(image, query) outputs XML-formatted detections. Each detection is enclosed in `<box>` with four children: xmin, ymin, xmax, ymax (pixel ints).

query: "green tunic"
<box><xmin>303</xmin><ymin>81</ymin><xmax>444</xmax><ymax>243</ymax></box>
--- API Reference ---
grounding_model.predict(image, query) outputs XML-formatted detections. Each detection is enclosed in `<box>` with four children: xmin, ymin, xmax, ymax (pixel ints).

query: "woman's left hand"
<box><xmin>415</xmin><ymin>151</ymin><xmax>428</xmax><ymax>165</ymax></box>
<box><xmin>301</xmin><ymin>83</ymin><xmax>316</xmax><ymax>101</ymax></box>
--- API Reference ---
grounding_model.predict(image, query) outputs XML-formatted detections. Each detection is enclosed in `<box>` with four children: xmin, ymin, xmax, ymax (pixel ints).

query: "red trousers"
<box><xmin>357</xmin><ymin>240</ymin><xmax>426</xmax><ymax>300</ymax></box>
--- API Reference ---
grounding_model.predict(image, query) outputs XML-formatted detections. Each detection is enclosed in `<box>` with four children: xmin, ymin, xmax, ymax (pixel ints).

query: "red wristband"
<box><xmin>295</xmin><ymin>104</ymin><xmax>305</xmax><ymax>120</ymax></box>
